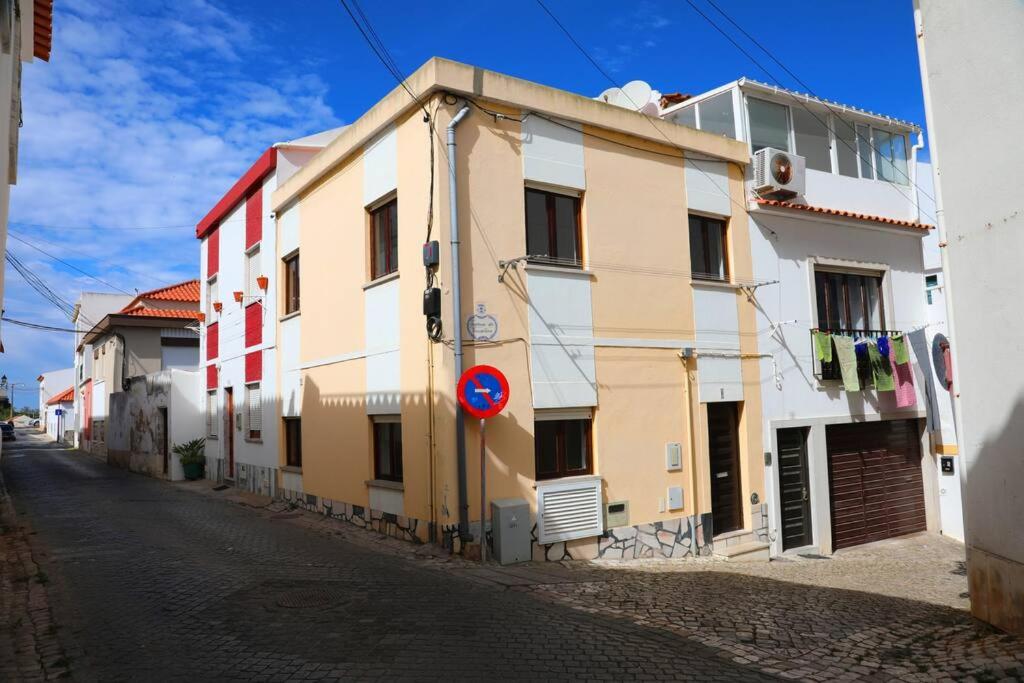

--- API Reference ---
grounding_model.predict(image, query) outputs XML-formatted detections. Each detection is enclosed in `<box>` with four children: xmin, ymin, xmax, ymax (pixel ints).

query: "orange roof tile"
<box><xmin>34</xmin><ymin>0</ymin><xmax>53</xmax><ymax>62</ymax></box>
<box><xmin>119</xmin><ymin>308</ymin><xmax>203</xmax><ymax>320</ymax></box>
<box><xmin>754</xmin><ymin>199</ymin><xmax>933</xmax><ymax>231</ymax></box>
<box><xmin>47</xmin><ymin>386</ymin><xmax>74</xmax><ymax>405</ymax></box>
<box><xmin>132</xmin><ymin>279</ymin><xmax>200</xmax><ymax>303</ymax></box>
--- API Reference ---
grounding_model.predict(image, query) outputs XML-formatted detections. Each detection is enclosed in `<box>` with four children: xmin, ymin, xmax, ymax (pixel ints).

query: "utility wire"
<box><xmin>7</xmin><ymin>233</ymin><xmax>132</xmax><ymax>294</ymax></box>
<box><xmin>1</xmin><ymin>316</ymin><xmax>80</xmax><ymax>333</ymax></box>
<box><xmin>5</xmin><ymin>251</ymin><xmax>78</xmax><ymax>320</ymax></box>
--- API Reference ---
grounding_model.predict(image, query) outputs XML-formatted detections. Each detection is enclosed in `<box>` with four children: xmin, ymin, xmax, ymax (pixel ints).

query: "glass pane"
<box><xmin>706</xmin><ymin>221</ymin><xmax>725</xmax><ymax>279</ymax></box>
<box><xmin>689</xmin><ymin>216</ymin><xmax>708</xmax><ymax>277</ymax></box>
<box><xmin>792</xmin><ymin>107</ymin><xmax>832</xmax><ymax>172</ymax></box>
<box><xmin>834</xmin><ymin>116</ymin><xmax>859</xmax><ymax>177</ymax></box>
<box><xmin>534</xmin><ymin>421</ymin><xmax>559</xmax><ymax>477</ymax></box>
<box><xmin>564</xmin><ymin>420</ymin><xmax>589</xmax><ymax>472</ymax></box>
<box><xmin>553</xmin><ymin>194</ymin><xmax>580</xmax><ymax>264</ymax></box>
<box><xmin>698</xmin><ymin>92</ymin><xmax>735</xmax><ymax>138</ymax></box>
<box><xmin>525</xmin><ymin>190</ymin><xmax>550</xmax><ymax>258</ymax></box>
<box><xmin>391</xmin><ymin>424</ymin><xmax>402</xmax><ymax>480</ymax></box>
<box><xmin>388</xmin><ymin>202</ymin><xmax>398</xmax><ymax>271</ymax></box>
<box><xmin>748</xmin><ymin>98</ymin><xmax>790</xmax><ymax>152</ymax></box>
<box><xmin>847</xmin><ymin>275</ymin><xmax>867</xmax><ymax>330</ymax></box>
<box><xmin>827</xmin><ymin>272</ymin><xmax>849</xmax><ymax>329</ymax></box>
<box><xmin>856</xmin><ymin>124</ymin><xmax>874</xmax><ymax>179</ymax></box>
<box><xmin>866</xmin><ymin>277</ymin><xmax>883</xmax><ymax>329</ymax></box>
<box><xmin>874</xmin><ymin>129</ymin><xmax>896</xmax><ymax>182</ymax></box>
<box><xmin>672</xmin><ymin>106</ymin><xmax>696</xmax><ymax>128</ymax></box>
<box><xmin>891</xmin><ymin>133</ymin><xmax>909</xmax><ymax>185</ymax></box>
<box><xmin>373</xmin><ymin>211</ymin><xmax>387</xmax><ymax>278</ymax></box>
<box><xmin>375</xmin><ymin>423</ymin><xmax>391</xmax><ymax>478</ymax></box>
<box><xmin>814</xmin><ymin>271</ymin><xmax>829</xmax><ymax>327</ymax></box>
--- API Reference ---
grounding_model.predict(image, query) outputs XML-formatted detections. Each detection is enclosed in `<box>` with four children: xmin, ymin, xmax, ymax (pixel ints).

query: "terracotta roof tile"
<box><xmin>754</xmin><ymin>199</ymin><xmax>933</xmax><ymax>231</ymax></box>
<box><xmin>34</xmin><ymin>0</ymin><xmax>53</xmax><ymax>62</ymax></box>
<box><xmin>131</xmin><ymin>279</ymin><xmax>201</xmax><ymax>303</ymax></box>
<box><xmin>119</xmin><ymin>308</ymin><xmax>203</xmax><ymax>320</ymax></box>
<box><xmin>47</xmin><ymin>386</ymin><xmax>74</xmax><ymax>405</ymax></box>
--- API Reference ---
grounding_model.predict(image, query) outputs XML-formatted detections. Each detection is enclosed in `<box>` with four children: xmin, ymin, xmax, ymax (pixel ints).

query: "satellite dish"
<box><xmin>638</xmin><ymin>101</ymin><xmax>660</xmax><ymax>116</ymax></box>
<box><xmin>621</xmin><ymin>80</ymin><xmax>654</xmax><ymax>110</ymax></box>
<box><xmin>597</xmin><ymin>87</ymin><xmax>626</xmax><ymax>107</ymax></box>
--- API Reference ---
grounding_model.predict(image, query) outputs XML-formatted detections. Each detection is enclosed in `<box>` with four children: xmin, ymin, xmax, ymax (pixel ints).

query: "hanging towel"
<box><xmin>890</xmin><ymin>355</ymin><xmax>917</xmax><ymax>407</ymax></box>
<box><xmin>891</xmin><ymin>334</ymin><xmax>910</xmax><ymax>365</ymax></box>
<box><xmin>877</xmin><ymin>335</ymin><xmax>890</xmax><ymax>359</ymax></box>
<box><xmin>814</xmin><ymin>330</ymin><xmax>833</xmax><ymax>363</ymax></box>
<box><xmin>833</xmin><ymin>335</ymin><xmax>860</xmax><ymax>392</ymax></box>
<box><xmin>868</xmin><ymin>342</ymin><xmax>895</xmax><ymax>391</ymax></box>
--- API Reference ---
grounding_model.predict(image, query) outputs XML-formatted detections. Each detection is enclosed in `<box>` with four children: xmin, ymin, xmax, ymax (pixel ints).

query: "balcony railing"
<box><xmin>811</xmin><ymin>328</ymin><xmax>902</xmax><ymax>384</ymax></box>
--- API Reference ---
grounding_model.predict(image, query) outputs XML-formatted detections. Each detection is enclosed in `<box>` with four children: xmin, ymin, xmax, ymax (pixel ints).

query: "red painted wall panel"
<box><xmin>245</xmin><ymin>350</ymin><xmax>262</xmax><ymax>383</ymax></box>
<box><xmin>244</xmin><ymin>303</ymin><xmax>262</xmax><ymax>348</ymax></box>
<box><xmin>208</xmin><ymin>228</ymin><xmax>220</xmax><ymax>277</ymax></box>
<box><xmin>245</xmin><ymin>185</ymin><xmax>262</xmax><ymax>249</ymax></box>
<box><xmin>206</xmin><ymin>364</ymin><xmax>217</xmax><ymax>390</ymax></box>
<box><xmin>206</xmin><ymin>322</ymin><xmax>218</xmax><ymax>361</ymax></box>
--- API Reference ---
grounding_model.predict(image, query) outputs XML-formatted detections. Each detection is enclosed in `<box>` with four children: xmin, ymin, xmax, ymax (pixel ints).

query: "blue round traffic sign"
<box><xmin>457</xmin><ymin>365</ymin><xmax>510</xmax><ymax>419</ymax></box>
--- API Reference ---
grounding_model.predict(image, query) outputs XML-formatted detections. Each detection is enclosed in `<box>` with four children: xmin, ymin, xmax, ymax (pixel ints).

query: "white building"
<box><xmin>43</xmin><ymin>385</ymin><xmax>73</xmax><ymax>442</ymax></box>
<box><xmin>36</xmin><ymin>366</ymin><xmax>73</xmax><ymax>437</ymax></box>
<box><xmin>914</xmin><ymin>0</ymin><xmax>1024</xmax><ymax>633</ymax></box>
<box><xmin>196</xmin><ymin>127</ymin><xmax>345</xmax><ymax>495</ymax></box>
<box><xmin>661</xmin><ymin>78</ymin><xmax>962</xmax><ymax>557</ymax></box>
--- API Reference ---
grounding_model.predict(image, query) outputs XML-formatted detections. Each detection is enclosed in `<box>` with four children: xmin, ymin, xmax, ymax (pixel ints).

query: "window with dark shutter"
<box><xmin>525</xmin><ymin>188</ymin><xmax>582</xmax><ymax>267</ymax></box>
<box><xmin>370</xmin><ymin>199</ymin><xmax>398</xmax><ymax>280</ymax></box>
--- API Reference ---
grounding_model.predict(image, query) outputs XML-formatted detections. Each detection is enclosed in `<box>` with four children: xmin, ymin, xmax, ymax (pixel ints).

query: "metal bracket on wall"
<box><xmin>739</xmin><ymin>279</ymin><xmax>779</xmax><ymax>302</ymax></box>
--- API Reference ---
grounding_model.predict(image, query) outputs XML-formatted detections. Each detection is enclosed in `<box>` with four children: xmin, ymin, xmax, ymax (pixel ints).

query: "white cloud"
<box><xmin>3</xmin><ymin>0</ymin><xmax>342</xmax><ymax>390</ymax></box>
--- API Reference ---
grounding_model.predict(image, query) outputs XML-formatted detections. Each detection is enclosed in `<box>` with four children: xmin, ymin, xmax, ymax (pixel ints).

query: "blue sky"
<box><xmin>4</xmin><ymin>0</ymin><xmax>925</xmax><ymax>407</ymax></box>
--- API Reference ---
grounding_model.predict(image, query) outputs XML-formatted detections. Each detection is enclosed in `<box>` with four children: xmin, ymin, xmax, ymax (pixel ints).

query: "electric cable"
<box><xmin>6</xmin><ymin>233</ymin><xmax>133</xmax><ymax>294</ymax></box>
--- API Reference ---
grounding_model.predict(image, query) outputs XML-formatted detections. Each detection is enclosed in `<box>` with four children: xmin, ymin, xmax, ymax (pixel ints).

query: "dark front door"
<box><xmin>778</xmin><ymin>427</ymin><xmax>813</xmax><ymax>550</ymax></box>
<box><xmin>224</xmin><ymin>387</ymin><xmax>234</xmax><ymax>479</ymax></box>
<box><xmin>827</xmin><ymin>419</ymin><xmax>926</xmax><ymax>551</ymax></box>
<box><xmin>707</xmin><ymin>402</ymin><xmax>742</xmax><ymax>535</ymax></box>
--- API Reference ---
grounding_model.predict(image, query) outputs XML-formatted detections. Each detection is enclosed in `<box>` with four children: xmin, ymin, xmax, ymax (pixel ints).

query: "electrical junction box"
<box><xmin>941</xmin><ymin>456</ymin><xmax>955</xmax><ymax>474</ymax></box>
<box><xmin>666</xmin><ymin>442</ymin><xmax>682</xmax><ymax>471</ymax></box>
<box><xmin>605</xmin><ymin>501</ymin><xmax>629</xmax><ymax>529</ymax></box>
<box><xmin>422</xmin><ymin>240</ymin><xmax>440</xmax><ymax>268</ymax></box>
<box><xmin>667</xmin><ymin>486</ymin><xmax>684</xmax><ymax>510</ymax></box>
<box><xmin>423</xmin><ymin>288</ymin><xmax>441</xmax><ymax>317</ymax></box>
<box><xmin>491</xmin><ymin>498</ymin><xmax>530</xmax><ymax>565</ymax></box>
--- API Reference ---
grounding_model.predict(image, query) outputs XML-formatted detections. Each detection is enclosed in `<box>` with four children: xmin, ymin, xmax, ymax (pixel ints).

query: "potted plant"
<box><xmin>256</xmin><ymin>275</ymin><xmax>269</xmax><ymax>290</ymax></box>
<box><xmin>173</xmin><ymin>438</ymin><xmax>206</xmax><ymax>480</ymax></box>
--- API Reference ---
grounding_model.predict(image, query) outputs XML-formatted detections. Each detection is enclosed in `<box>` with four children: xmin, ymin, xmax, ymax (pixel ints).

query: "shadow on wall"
<box><xmin>965</xmin><ymin>394</ymin><xmax>1024</xmax><ymax>633</ymax></box>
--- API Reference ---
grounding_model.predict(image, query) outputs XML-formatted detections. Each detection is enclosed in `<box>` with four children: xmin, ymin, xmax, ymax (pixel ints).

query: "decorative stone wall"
<box><xmin>277</xmin><ymin>487</ymin><xmax>425</xmax><ymax>544</ymax></box>
<box><xmin>235</xmin><ymin>462</ymin><xmax>276</xmax><ymax>497</ymax></box>
<box><xmin>204</xmin><ymin>456</ymin><xmax>225</xmax><ymax>483</ymax></box>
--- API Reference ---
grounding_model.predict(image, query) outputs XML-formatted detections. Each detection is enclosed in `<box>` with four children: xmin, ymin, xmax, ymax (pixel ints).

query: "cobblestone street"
<box><xmin>1</xmin><ymin>432</ymin><xmax>1022</xmax><ymax>681</ymax></box>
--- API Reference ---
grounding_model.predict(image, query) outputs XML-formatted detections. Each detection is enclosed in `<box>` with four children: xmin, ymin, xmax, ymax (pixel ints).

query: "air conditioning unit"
<box><xmin>753</xmin><ymin>147</ymin><xmax>805</xmax><ymax>199</ymax></box>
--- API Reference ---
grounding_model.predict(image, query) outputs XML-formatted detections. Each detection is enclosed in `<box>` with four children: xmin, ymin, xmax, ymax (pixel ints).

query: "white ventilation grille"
<box><xmin>536</xmin><ymin>476</ymin><xmax>603</xmax><ymax>544</ymax></box>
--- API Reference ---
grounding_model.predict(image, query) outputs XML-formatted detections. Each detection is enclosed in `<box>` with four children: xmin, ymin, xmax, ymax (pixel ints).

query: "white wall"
<box><xmin>521</xmin><ymin>114</ymin><xmax>585</xmax><ymax>191</ymax></box>
<box><xmin>363</xmin><ymin>125</ymin><xmax>397</xmax><ymax>206</ymax></box>
<box><xmin>364</xmin><ymin>277</ymin><xmax>400</xmax><ymax>415</ymax></box>
<box><xmin>693</xmin><ymin>285</ymin><xmax>742</xmax><ymax>403</ymax></box>
<box><xmin>37</xmin><ymin>367</ymin><xmax>74</xmax><ymax>411</ymax></box>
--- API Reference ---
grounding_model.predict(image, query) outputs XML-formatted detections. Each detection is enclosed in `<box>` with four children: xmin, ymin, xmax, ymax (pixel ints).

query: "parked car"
<box><xmin>1</xmin><ymin>423</ymin><xmax>15</xmax><ymax>441</ymax></box>
<box><xmin>30</xmin><ymin>419</ymin><xmax>40</xmax><ymax>427</ymax></box>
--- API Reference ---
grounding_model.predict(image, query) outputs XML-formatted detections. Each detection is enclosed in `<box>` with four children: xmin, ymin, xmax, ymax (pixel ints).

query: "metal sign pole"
<box><xmin>480</xmin><ymin>417</ymin><xmax>486</xmax><ymax>564</ymax></box>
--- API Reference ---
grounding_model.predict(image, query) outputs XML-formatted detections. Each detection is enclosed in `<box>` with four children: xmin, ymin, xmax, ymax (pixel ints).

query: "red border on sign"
<box><xmin>457</xmin><ymin>364</ymin><xmax>510</xmax><ymax>419</ymax></box>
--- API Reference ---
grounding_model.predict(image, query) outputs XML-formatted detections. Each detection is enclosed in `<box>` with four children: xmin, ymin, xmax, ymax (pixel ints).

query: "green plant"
<box><xmin>172</xmin><ymin>438</ymin><xmax>206</xmax><ymax>466</ymax></box>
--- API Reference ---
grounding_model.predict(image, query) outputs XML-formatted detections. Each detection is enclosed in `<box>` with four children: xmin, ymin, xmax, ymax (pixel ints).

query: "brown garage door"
<box><xmin>826</xmin><ymin>419</ymin><xmax>926</xmax><ymax>550</ymax></box>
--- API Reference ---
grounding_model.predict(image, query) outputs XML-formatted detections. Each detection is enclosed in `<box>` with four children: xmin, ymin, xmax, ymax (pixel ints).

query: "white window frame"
<box><xmin>245</xmin><ymin>382</ymin><xmax>262</xmax><ymax>441</ymax></box>
<box><xmin>206</xmin><ymin>390</ymin><xmax>218</xmax><ymax>438</ymax></box>
<box><xmin>744</xmin><ymin>94</ymin><xmax>795</xmax><ymax>155</ymax></box>
<box><xmin>207</xmin><ymin>275</ymin><xmax>218</xmax><ymax>323</ymax></box>
<box><xmin>245</xmin><ymin>245</ymin><xmax>261</xmax><ymax>299</ymax></box>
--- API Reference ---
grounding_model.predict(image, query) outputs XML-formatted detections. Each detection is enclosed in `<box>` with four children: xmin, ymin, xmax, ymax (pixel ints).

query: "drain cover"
<box><xmin>276</xmin><ymin>587</ymin><xmax>341</xmax><ymax>609</ymax></box>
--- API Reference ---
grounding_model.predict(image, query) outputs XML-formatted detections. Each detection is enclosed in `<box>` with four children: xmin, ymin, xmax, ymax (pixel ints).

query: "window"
<box><xmin>284</xmin><ymin>417</ymin><xmax>301</xmax><ymax>468</ymax></box>
<box><xmin>834</xmin><ymin>116</ymin><xmax>860</xmax><ymax>178</ymax></box>
<box><xmin>206</xmin><ymin>390</ymin><xmax>217</xmax><ymax>438</ymax></box>
<box><xmin>873</xmin><ymin>129</ymin><xmax>909</xmax><ymax>185</ymax></box>
<box><xmin>246</xmin><ymin>246</ymin><xmax>261</xmax><ymax>298</ymax></box>
<box><xmin>207</xmin><ymin>277</ymin><xmax>218</xmax><ymax>322</ymax></box>
<box><xmin>671</xmin><ymin>106</ymin><xmax>696</xmax><ymax>128</ymax></box>
<box><xmin>748</xmin><ymin>98</ymin><xmax>790</xmax><ymax>152</ymax></box>
<box><xmin>688</xmin><ymin>215</ymin><xmax>728</xmax><ymax>281</ymax></box>
<box><xmin>535</xmin><ymin>418</ymin><xmax>593</xmax><ymax>480</ymax></box>
<box><xmin>525</xmin><ymin>188</ymin><xmax>582</xmax><ymax>266</ymax></box>
<box><xmin>814</xmin><ymin>269</ymin><xmax>884</xmax><ymax>332</ymax></box>
<box><xmin>372</xmin><ymin>417</ymin><xmax>402</xmax><ymax>482</ymax></box>
<box><xmin>792</xmin><ymin>107</ymin><xmax>831</xmax><ymax>172</ymax></box>
<box><xmin>926</xmin><ymin>274</ymin><xmax>938</xmax><ymax>305</ymax></box>
<box><xmin>697</xmin><ymin>92</ymin><xmax>735</xmax><ymax>138</ymax></box>
<box><xmin>370</xmin><ymin>198</ymin><xmax>398</xmax><ymax>279</ymax></box>
<box><xmin>856</xmin><ymin>124</ymin><xmax>874</xmax><ymax>179</ymax></box>
<box><xmin>245</xmin><ymin>382</ymin><xmax>261</xmax><ymax>440</ymax></box>
<box><xmin>283</xmin><ymin>252</ymin><xmax>299</xmax><ymax>315</ymax></box>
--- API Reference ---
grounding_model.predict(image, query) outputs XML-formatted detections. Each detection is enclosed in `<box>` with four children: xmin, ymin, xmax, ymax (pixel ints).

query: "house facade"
<box><xmin>661</xmin><ymin>78</ymin><xmax>961</xmax><ymax>556</ymax></box>
<box><xmin>72</xmin><ymin>292</ymin><xmax>133</xmax><ymax>450</ymax></box>
<box><xmin>196</xmin><ymin>127</ymin><xmax>346</xmax><ymax>496</ymax></box>
<box><xmin>269</xmin><ymin>58</ymin><xmax>769</xmax><ymax>561</ymax></box>
<box><xmin>37</xmin><ymin>366</ymin><xmax>73</xmax><ymax>433</ymax></box>
<box><xmin>44</xmin><ymin>385</ymin><xmax>73</xmax><ymax>442</ymax></box>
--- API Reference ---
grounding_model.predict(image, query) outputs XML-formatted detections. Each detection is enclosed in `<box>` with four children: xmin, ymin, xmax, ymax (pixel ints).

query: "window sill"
<box><xmin>281</xmin><ymin>465</ymin><xmax>302</xmax><ymax>474</ymax></box>
<box><xmin>690</xmin><ymin>278</ymin><xmax>740</xmax><ymax>290</ymax></box>
<box><xmin>363</xmin><ymin>271</ymin><xmax>400</xmax><ymax>290</ymax></box>
<box><xmin>523</xmin><ymin>263</ymin><xmax>594</xmax><ymax>278</ymax></box>
<box><xmin>533</xmin><ymin>473</ymin><xmax>600</xmax><ymax>489</ymax></box>
<box><xmin>365</xmin><ymin>478</ymin><xmax>404</xmax><ymax>491</ymax></box>
<box><xmin>244</xmin><ymin>438</ymin><xmax>263</xmax><ymax>444</ymax></box>
<box><xmin>279</xmin><ymin>310</ymin><xmax>301</xmax><ymax>323</ymax></box>
<box><xmin>206</xmin><ymin>435</ymin><xmax>218</xmax><ymax>441</ymax></box>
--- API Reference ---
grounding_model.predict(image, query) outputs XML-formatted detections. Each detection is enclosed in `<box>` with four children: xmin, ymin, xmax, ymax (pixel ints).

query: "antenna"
<box><xmin>597</xmin><ymin>86</ymin><xmax>625</xmax><ymax>106</ymax></box>
<box><xmin>621</xmin><ymin>80</ymin><xmax>654</xmax><ymax>111</ymax></box>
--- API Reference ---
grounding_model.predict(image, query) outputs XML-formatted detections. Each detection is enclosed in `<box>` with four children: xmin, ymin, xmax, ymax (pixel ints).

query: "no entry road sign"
<box><xmin>457</xmin><ymin>365</ymin><xmax>510</xmax><ymax>419</ymax></box>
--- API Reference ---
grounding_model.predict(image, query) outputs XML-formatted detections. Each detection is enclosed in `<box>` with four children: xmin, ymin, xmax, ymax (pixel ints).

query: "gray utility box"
<box><xmin>491</xmin><ymin>498</ymin><xmax>531</xmax><ymax>565</ymax></box>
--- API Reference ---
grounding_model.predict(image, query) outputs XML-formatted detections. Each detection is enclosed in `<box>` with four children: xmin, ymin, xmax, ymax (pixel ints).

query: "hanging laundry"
<box><xmin>868</xmin><ymin>342</ymin><xmax>895</xmax><ymax>391</ymax></box>
<box><xmin>814</xmin><ymin>330</ymin><xmax>833</xmax><ymax>363</ymax></box>
<box><xmin>877</xmin><ymin>335</ymin><xmax>890</xmax><ymax>359</ymax></box>
<box><xmin>890</xmin><ymin>355</ymin><xmax>917</xmax><ymax>407</ymax></box>
<box><xmin>891</xmin><ymin>333</ymin><xmax>910</xmax><ymax>365</ymax></box>
<box><xmin>833</xmin><ymin>335</ymin><xmax>860</xmax><ymax>392</ymax></box>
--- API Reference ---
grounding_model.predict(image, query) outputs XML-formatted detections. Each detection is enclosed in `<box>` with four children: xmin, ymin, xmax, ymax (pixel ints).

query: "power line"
<box><xmin>1</xmin><ymin>316</ymin><xmax>80</xmax><ymax>333</ymax></box>
<box><xmin>6</xmin><ymin>233</ymin><xmax>133</xmax><ymax>294</ymax></box>
<box><xmin>11</xmin><ymin>220</ymin><xmax>194</xmax><ymax>231</ymax></box>
<box><xmin>5</xmin><ymin>250</ymin><xmax>78</xmax><ymax>320</ymax></box>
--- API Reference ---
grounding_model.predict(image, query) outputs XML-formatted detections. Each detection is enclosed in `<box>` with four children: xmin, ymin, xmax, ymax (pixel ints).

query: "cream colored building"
<box><xmin>264</xmin><ymin>58</ymin><xmax>769</xmax><ymax>560</ymax></box>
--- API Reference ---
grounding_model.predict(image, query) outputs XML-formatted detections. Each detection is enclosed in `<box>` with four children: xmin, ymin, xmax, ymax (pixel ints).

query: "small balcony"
<box><xmin>811</xmin><ymin>328</ymin><xmax>902</xmax><ymax>385</ymax></box>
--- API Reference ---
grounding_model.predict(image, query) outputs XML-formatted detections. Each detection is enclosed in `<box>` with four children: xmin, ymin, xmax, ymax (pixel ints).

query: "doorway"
<box><xmin>778</xmin><ymin>427</ymin><xmax>813</xmax><ymax>550</ymax></box>
<box><xmin>707</xmin><ymin>401</ymin><xmax>742</xmax><ymax>535</ymax></box>
<box><xmin>224</xmin><ymin>387</ymin><xmax>235</xmax><ymax>479</ymax></box>
<box><xmin>158</xmin><ymin>407</ymin><xmax>169</xmax><ymax>476</ymax></box>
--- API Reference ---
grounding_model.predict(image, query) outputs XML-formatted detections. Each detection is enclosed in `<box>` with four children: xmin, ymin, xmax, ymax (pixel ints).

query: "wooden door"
<box><xmin>827</xmin><ymin>419</ymin><xmax>926</xmax><ymax>550</ymax></box>
<box><xmin>224</xmin><ymin>387</ymin><xmax>234</xmax><ymax>478</ymax></box>
<box><xmin>778</xmin><ymin>427</ymin><xmax>813</xmax><ymax>550</ymax></box>
<box><xmin>707</xmin><ymin>402</ymin><xmax>742</xmax><ymax>535</ymax></box>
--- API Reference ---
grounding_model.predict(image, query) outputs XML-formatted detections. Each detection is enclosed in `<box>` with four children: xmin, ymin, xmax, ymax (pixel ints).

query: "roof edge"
<box><xmin>196</xmin><ymin>147</ymin><xmax>277</xmax><ymax>239</ymax></box>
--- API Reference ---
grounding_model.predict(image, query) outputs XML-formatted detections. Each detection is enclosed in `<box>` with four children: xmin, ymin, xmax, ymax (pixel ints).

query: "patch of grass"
<box><xmin>35</xmin><ymin>570</ymin><xmax>49</xmax><ymax>585</ymax></box>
